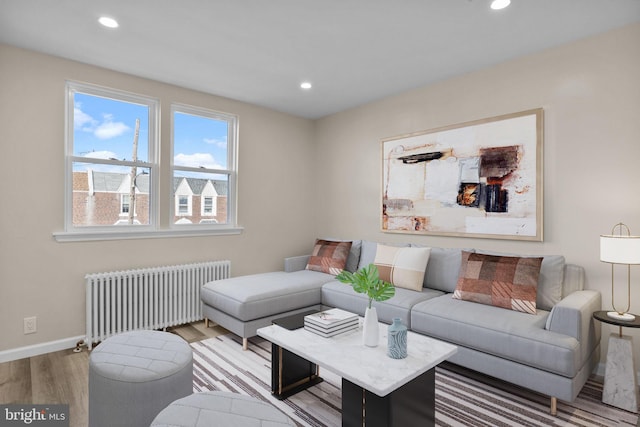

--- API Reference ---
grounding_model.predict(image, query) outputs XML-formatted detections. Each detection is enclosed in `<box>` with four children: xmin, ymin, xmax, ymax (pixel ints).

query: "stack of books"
<box><xmin>304</xmin><ymin>308</ymin><xmax>359</xmax><ymax>337</ymax></box>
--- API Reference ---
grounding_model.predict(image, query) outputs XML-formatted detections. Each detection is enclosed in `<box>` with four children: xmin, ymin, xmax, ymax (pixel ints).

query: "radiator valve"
<box><xmin>73</xmin><ymin>340</ymin><xmax>87</xmax><ymax>353</ymax></box>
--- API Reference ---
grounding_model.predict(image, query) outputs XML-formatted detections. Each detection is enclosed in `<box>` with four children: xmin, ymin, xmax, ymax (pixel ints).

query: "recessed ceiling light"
<box><xmin>300</xmin><ymin>82</ymin><xmax>312</xmax><ymax>90</ymax></box>
<box><xmin>490</xmin><ymin>0</ymin><xmax>510</xmax><ymax>10</ymax></box>
<box><xmin>98</xmin><ymin>16</ymin><xmax>119</xmax><ymax>28</ymax></box>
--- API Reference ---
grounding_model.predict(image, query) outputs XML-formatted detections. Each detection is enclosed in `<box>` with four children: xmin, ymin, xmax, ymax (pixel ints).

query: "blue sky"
<box><xmin>173</xmin><ymin>111</ymin><xmax>227</xmax><ymax>170</ymax></box>
<box><xmin>73</xmin><ymin>93</ymin><xmax>228</xmax><ymax>171</ymax></box>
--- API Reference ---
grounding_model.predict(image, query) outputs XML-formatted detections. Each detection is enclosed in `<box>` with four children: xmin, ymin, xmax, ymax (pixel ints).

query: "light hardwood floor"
<box><xmin>0</xmin><ymin>321</ymin><xmax>227</xmax><ymax>427</ymax></box>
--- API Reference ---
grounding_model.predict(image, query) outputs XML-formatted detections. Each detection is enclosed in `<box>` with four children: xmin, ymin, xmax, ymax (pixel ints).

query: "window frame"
<box><xmin>170</xmin><ymin>103</ymin><xmax>239</xmax><ymax>230</ymax></box>
<box><xmin>63</xmin><ymin>81</ymin><xmax>159</xmax><ymax>233</ymax></box>
<box><xmin>54</xmin><ymin>82</ymin><xmax>242</xmax><ymax>242</ymax></box>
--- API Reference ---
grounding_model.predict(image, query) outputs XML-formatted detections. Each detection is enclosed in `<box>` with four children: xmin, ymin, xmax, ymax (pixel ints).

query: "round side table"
<box><xmin>592</xmin><ymin>310</ymin><xmax>640</xmax><ymax>413</ymax></box>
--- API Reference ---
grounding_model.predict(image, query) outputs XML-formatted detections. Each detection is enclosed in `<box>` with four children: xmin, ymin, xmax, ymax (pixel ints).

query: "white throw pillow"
<box><xmin>373</xmin><ymin>244</ymin><xmax>431</xmax><ymax>292</ymax></box>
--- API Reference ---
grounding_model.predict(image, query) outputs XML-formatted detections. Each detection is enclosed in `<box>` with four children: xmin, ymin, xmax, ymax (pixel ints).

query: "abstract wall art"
<box><xmin>382</xmin><ymin>109</ymin><xmax>543</xmax><ymax>241</ymax></box>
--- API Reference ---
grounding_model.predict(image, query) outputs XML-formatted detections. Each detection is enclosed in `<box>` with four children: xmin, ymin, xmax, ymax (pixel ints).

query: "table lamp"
<box><xmin>600</xmin><ymin>223</ymin><xmax>640</xmax><ymax>321</ymax></box>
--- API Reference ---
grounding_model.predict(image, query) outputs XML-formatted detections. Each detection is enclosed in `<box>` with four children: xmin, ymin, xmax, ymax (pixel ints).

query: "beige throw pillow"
<box><xmin>373</xmin><ymin>244</ymin><xmax>431</xmax><ymax>292</ymax></box>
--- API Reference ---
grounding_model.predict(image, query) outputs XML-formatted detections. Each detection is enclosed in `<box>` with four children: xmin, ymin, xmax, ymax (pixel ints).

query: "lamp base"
<box><xmin>607</xmin><ymin>311</ymin><xmax>636</xmax><ymax>322</ymax></box>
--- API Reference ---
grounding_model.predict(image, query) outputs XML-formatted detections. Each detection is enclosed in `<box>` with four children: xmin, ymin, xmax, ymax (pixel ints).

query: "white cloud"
<box><xmin>74</xmin><ymin>107</ymin><xmax>130</xmax><ymax>140</ymax></box>
<box><xmin>74</xmin><ymin>105</ymin><xmax>97</xmax><ymax>130</ymax></box>
<box><xmin>94</xmin><ymin>114</ymin><xmax>130</xmax><ymax>140</ymax></box>
<box><xmin>204</xmin><ymin>138</ymin><xmax>227</xmax><ymax>149</ymax></box>
<box><xmin>83</xmin><ymin>150</ymin><xmax>118</xmax><ymax>160</ymax></box>
<box><xmin>174</xmin><ymin>153</ymin><xmax>222</xmax><ymax>169</ymax></box>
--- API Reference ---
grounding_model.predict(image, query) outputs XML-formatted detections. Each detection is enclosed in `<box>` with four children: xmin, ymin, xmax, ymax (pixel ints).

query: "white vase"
<box><xmin>363</xmin><ymin>306</ymin><xmax>379</xmax><ymax>347</ymax></box>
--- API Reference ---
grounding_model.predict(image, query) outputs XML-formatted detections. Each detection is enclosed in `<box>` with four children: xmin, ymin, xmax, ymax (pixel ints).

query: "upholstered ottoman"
<box><xmin>150</xmin><ymin>391</ymin><xmax>296</xmax><ymax>427</ymax></box>
<box><xmin>89</xmin><ymin>330</ymin><xmax>193</xmax><ymax>427</ymax></box>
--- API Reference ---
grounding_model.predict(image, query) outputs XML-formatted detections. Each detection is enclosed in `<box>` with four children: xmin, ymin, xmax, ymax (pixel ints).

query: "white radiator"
<box><xmin>85</xmin><ymin>260</ymin><xmax>230</xmax><ymax>349</ymax></box>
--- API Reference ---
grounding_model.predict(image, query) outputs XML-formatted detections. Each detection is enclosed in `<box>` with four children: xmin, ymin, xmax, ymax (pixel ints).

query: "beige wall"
<box><xmin>1</xmin><ymin>23</ymin><xmax>639</xmax><ymax>369</ymax></box>
<box><xmin>0</xmin><ymin>44</ymin><xmax>318</xmax><ymax>353</ymax></box>
<box><xmin>314</xmin><ymin>23</ymin><xmax>640</xmax><ymax>368</ymax></box>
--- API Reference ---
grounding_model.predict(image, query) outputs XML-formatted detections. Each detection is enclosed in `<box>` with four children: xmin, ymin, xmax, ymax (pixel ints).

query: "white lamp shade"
<box><xmin>600</xmin><ymin>235</ymin><xmax>640</xmax><ymax>264</ymax></box>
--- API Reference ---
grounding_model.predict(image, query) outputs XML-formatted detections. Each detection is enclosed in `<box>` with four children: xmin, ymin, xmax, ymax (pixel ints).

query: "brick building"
<box><xmin>72</xmin><ymin>171</ymin><xmax>227</xmax><ymax>226</ymax></box>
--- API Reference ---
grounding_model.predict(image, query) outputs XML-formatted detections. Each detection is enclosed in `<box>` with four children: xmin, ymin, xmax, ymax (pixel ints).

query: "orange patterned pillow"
<box><xmin>452</xmin><ymin>251</ymin><xmax>542</xmax><ymax>314</ymax></box>
<box><xmin>306</xmin><ymin>239</ymin><xmax>353</xmax><ymax>276</ymax></box>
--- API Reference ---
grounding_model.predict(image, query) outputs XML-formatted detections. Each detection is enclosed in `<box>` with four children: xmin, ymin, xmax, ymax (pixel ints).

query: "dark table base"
<box><xmin>268</xmin><ymin>310</ymin><xmax>437</xmax><ymax>426</ymax></box>
<box><xmin>342</xmin><ymin>368</ymin><xmax>435</xmax><ymax>427</ymax></box>
<box><xmin>271</xmin><ymin>343</ymin><xmax>323</xmax><ymax>399</ymax></box>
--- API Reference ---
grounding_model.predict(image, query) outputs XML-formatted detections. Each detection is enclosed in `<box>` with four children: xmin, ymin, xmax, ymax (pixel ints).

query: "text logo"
<box><xmin>0</xmin><ymin>405</ymin><xmax>68</xmax><ymax>426</ymax></box>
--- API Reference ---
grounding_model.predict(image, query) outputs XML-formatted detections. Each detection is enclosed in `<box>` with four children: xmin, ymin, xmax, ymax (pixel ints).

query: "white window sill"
<box><xmin>53</xmin><ymin>226</ymin><xmax>244</xmax><ymax>242</ymax></box>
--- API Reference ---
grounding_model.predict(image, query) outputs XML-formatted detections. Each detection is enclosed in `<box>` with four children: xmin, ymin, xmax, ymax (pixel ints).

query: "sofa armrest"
<box><xmin>546</xmin><ymin>290</ymin><xmax>601</xmax><ymax>366</ymax></box>
<box><xmin>284</xmin><ymin>255</ymin><xmax>310</xmax><ymax>273</ymax></box>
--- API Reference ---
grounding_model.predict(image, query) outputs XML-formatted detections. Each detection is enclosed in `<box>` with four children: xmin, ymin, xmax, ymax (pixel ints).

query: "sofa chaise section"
<box><xmin>201</xmin><ymin>269</ymin><xmax>332</xmax><ymax>349</ymax></box>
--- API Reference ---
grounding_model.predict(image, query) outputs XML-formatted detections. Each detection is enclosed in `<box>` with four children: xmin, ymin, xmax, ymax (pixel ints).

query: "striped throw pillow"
<box><xmin>453</xmin><ymin>251</ymin><xmax>542</xmax><ymax>314</ymax></box>
<box><xmin>306</xmin><ymin>239</ymin><xmax>353</xmax><ymax>276</ymax></box>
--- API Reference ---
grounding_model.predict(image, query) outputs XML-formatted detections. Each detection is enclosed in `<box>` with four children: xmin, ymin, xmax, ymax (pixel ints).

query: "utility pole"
<box><xmin>128</xmin><ymin>118</ymin><xmax>140</xmax><ymax>225</ymax></box>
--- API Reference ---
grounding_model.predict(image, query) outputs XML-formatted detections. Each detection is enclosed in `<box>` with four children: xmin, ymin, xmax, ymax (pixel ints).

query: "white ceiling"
<box><xmin>1</xmin><ymin>1</ymin><xmax>639</xmax><ymax>119</ymax></box>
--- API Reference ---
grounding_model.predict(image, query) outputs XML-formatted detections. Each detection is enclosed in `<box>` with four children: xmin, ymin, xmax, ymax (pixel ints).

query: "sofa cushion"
<box><xmin>537</xmin><ymin>255</ymin><xmax>566</xmax><ymax>310</ymax></box>
<box><xmin>414</xmin><ymin>246</ymin><xmax>470</xmax><ymax>293</ymax></box>
<box><xmin>373</xmin><ymin>244</ymin><xmax>430</xmax><ymax>291</ymax></box>
<box><xmin>357</xmin><ymin>240</ymin><xmax>410</xmax><ymax>270</ymax></box>
<box><xmin>201</xmin><ymin>270</ymin><xmax>332</xmax><ymax>321</ymax></box>
<box><xmin>346</xmin><ymin>240</ymin><xmax>362</xmax><ymax>272</ymax></box>
<box><xmin>411</xmin><ymin>295</ymin><xmax>580</xmax><ymax>377</ymax></box>
<box><xmin>306</xmin><ymin>239</ymin><xmax>353</xmax><ymax>275</ymax></box>
<box><xmin>453</xmin><ymin>251</ymin><xmax>542</xmax><ymax>314</ymax></box>
<box><xmin>476</xmin><ymin>250</ymin><xmax>566</xmax><ymax>311</ymax></box>
<box><xmin>321</xmin><ymin>280</ymin><xmax>442</xmax><ymax>327</ymax></box>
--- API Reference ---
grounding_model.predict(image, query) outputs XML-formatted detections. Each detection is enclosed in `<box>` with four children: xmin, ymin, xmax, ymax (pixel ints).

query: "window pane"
<box><xmin>73</xmin><ymin>93</ymin><xmax>149</xmax><ymax>163</ymax></box>
<box><xmin>178</xmin><ymin>196</ymin><xmax>189</xmax><ymax>215</ymax></box>
<box><xmin>203</xmin><ymin>197</ymin><xmax>213</xmax><ymax>215</ymax></box>
<box><xmin>121</xmin><ymin>194</ymin><xmax>130</xmax><ymax>213</ymax></box>
<box><xmin>173</xmin><ymin>111</ymin><xmax>228</xmax><ymax>170</ymax></box>
<box><xmin>72</xmin><ymin>162</ymin><xmax>151</xmax><ymax>227</ymax></box>
<box><xmin>173</xmin><ymin>171</ymin><xmax>228</xmax><ymax>225</ymax></box>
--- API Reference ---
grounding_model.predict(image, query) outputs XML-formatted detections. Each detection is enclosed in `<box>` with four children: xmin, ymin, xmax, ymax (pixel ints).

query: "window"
<box><xmin>178</xmin><ymin>196</ymin><xmax>189</xmax><ymax>214</ymax></box>
<box><xmin>172</xmin><ymin>104</ymin><xmax>238</xmax><ymax>227</ymax></box>
<box><xmin>65</xmin><ymin>82</ymin><xmax>157</xmax><ymax>232</ymax></box>
<box><xmin>120</xmin><ymin>194</ymin><xmax>130</xmax><ymax>215</ymax></box>
<box><xmin>57</xmin><ymin>82</ymin><xmax>241</xmax><ymax>242</ymax></box>
<box><xmin>202</xmin><ymin>196</ymin><xmax>214</xmax><ymax>216</ymax></box>
<box><xmin>176</xmin><ymin>194</ymin><xmax>191</xmax><ymax>216</ymax></box>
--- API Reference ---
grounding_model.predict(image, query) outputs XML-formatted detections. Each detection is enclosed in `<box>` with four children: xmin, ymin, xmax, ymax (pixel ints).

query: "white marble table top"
<box><xmin>257</xmin><ymin>320</ymin><xmax>457</xmax><ymax>397</ymax></box>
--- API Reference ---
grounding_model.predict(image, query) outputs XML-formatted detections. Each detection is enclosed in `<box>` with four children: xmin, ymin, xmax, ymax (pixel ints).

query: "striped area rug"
<box><xmin>191</xmin><ymin>334</ymin><xmax>637</xmax><ymax>426</ymax></box>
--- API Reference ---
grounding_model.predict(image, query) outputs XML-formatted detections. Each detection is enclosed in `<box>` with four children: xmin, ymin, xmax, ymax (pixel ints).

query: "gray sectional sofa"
<box><xmin>201</xmin><ymin>240</ymin><xmax>601</xmax><ymax>414</ymax></box>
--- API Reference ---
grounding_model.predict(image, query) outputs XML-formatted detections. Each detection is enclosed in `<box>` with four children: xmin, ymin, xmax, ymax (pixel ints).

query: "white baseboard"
<box><xmin>0</xmin><ymin>335</ymin><xmax>85</xmax><ymax>363</ymax></box>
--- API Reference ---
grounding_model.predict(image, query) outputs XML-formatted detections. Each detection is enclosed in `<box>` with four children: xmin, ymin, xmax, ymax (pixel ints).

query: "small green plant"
<box><xmin>335</xmin><ymin>263</ymin><xmax>395</xmax><ymax>309</ymax></box>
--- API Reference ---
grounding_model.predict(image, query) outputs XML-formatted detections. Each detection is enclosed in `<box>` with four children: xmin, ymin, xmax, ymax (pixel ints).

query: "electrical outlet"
<box><xmin>24</xmin><ymin>316</ymin><xmax>37</xmax><ymax>334</ymax></box>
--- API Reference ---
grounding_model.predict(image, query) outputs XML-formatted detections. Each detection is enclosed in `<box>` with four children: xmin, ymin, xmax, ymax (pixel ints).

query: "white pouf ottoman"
<box><xmin>150</xmin><ymin>391</ymin><xmax>296</xmax><ymax>427</ymax></box>
<box><xmin>89</xmin><ymin>330</ymin><xmax>193</xmax><ymax>427</ymax></box>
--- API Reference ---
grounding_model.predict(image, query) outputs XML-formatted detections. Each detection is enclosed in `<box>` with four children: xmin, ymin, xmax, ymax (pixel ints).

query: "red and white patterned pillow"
<box><xmin>452</xmin><ymin>251</ymin><xmax>542</xmax><ymax>314</ymax></box>
<box><xmin>306</xmin><ymin>239</ymin><xmax>353</xmax><ymax>276</ymax></box>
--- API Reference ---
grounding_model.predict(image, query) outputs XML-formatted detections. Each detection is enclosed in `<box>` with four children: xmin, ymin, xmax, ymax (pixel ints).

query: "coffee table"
<box><xmin>258</xmin><ymin>314</ymin><xmax>457</xmax><ymax>427</ymax></box>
